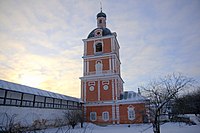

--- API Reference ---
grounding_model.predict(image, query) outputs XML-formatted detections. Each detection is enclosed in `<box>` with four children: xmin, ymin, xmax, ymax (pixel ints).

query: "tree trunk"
<box><xmin>153</xmin><ymin>113</ymin><xmax>160</xmax><ymax>133</ymax></box>
<box><xmin>81</xmin><ymin>122</ymin><xmax>83</xmax><ymax>128</ymax></box>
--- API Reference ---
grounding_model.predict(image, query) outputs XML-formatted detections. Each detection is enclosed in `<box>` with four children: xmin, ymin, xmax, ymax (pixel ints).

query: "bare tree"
<box><xmin>64</xmin><ymin>110</ymin><xmax>83</xmax><ymax>129</ymax></box>
<box><xmin>141</xmin><ymin>73</ymin><xmax>194</xmax><ymax>133</ymax></box>
<box><xmin>172</xmin><ymin>87</ymin><xmax>200</xmax><ymax>116</ymax></box>
<box><xmin>0</xmin><ymin>112</ymin><xmax>24</xmax><ymax>133</ymax></box>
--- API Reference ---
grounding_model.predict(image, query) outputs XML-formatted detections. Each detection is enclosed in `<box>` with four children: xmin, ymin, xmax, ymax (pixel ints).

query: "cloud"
<box><xmin>0</xmin><ymin>0</ymin><xmax>200</xmax><ymax>97</ymax></box>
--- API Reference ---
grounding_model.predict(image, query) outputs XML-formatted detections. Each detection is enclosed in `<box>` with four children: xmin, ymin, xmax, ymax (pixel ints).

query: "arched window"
<box><xmin>127</xmin><ymin>105</ymin><xmax>135</xmax><ymax>120</ymax></box>
<box><xmin>96</xmin><ymin>42</ymin><xmax>102</xmax><ymax>52</ymax></box>
<box><xmin>99</xmin><ymin>19</ymin><xmax>102</xmax><ymax>24</ymax></box>
<box><xmin>102</xmin><ymin>111</ymin><xmax>109</xmax><ymax>121</ymax></box>
<box><xmin>90</xmin><ymin>112</ymin><xmax>97</xmax><ymax>121</ymax></box>
<box><xmin>95</xmin><ymin>61</ymin><xmax>103</xmax><ymax>74</ymax></box>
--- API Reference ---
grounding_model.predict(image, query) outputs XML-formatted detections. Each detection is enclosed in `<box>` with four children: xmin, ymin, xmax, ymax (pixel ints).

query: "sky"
<box><xmin>0</xmin><ymin>0</ymin><xmax>200</xmax><ymax>98</ymax></box>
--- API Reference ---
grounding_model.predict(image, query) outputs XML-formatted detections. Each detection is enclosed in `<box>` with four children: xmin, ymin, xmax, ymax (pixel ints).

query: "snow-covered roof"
<box><xmin>0</xmin><ymin>79</ymin><xmax>81</xmax><ymax>102</ymax></box>
<box><xmin>119</xmin><ymin>91</ymin><xmax>148</xmax><ymax>103</ymax></box>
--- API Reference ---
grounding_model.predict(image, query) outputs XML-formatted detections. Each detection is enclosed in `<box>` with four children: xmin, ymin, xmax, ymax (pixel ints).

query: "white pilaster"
<box><xmin>112</xmin><ymin>105</ymin><xmax>115</xmax><ymax>124</ymax></box>
<box><xmin>116</xmin><ymin>104</ymin><xmax>120</xmax><ymax>124</ymax></box>
<box><xmin>98</xmin><ymin>80</ymin><xmax>100</xmax><ymax>101</ymax></box>
<box><xmin>81</xmin><ymin>81</ymin><xmax>83</xmax><ymax>100</ymax></box>
<box><xmin>87</xmin><ymin>61</ymin><xmax>89</xmax><ymax>74</ymax></box>
<box><xmin>112</xmin><ymin>58</ymin><xmax>115</xmax><ymax>72</ymax></box>
<box><xmin>112</xmin><ymin>79</ymin><xmax>114</xmax><ymax>100</ymax></box>
<box><xmin>84</xmin><ymin>41</ymin><xmax>87</xmax><ymax>56</ymax></box>
<box><xmin>109</xmin><ymin>58</ymin><xmax>111</xmax><ymax>71</ymax></box>
<box><xmin>111</xmin><ymin>38</ymin><xmax>114</xmax><ymax>52</ymax></box>
<box><xmin>115</xmin><ymin>79</ymin><xmax>117</xmax><ymax>100</ymax></box>
<box><xmin>84</xmin><ymin>81</ymin><xmax>86</xmax><ymax>102</ymax></box>
<box><xmin>84</xmin><ymin>61</ymin><xmax>86</xmax><ymax>74</ymax></box>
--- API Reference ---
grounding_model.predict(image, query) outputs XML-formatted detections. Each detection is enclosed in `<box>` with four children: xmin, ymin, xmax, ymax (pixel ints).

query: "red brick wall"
<box><xmin>100</xmin><ymin>80</ymin><xmax>112</xmax><ymax>101</ymax></box>
<box><xmin>86</xmin><ymin>38</ymin><xmax>112</xmax><ymax>56</ymax></box>
<box><xmin>103</xmin><ymin>38</ymin><xmax>111</xmax><ymax>53</ymax></box>
<box><xmin>86</xmin><ymin>105</ymin><xmax>113</xmax><ymax>124</ymax></box>
<box><xmin>88</xmin><ymin>57</ymin><xmax>110</xmax><ymax>72</ymax></box>
<box><xmin>119</xmin><ymin>103</ymin><xmax>146</xmax><ymax>124</ymax></box>
<box><xmin>86</xmin><ymin>81</ymin><xmax>98</xmax><ymax>101</ymax></box>
<box><xmin>87</xmin><ymin>40</ymin><xmax>94</xmax><ymax>55</ymax></box>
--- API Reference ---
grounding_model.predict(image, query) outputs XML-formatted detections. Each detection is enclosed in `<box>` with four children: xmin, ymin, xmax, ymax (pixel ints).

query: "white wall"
<box><xmin>0</xmin><ymin>106</ymin><xmax>69</xmax><ymax>127</ymax></box>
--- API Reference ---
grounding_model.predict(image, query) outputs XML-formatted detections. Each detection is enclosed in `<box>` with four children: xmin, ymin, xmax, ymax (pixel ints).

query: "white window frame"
<box><xmin>94</xmin><ymin>41</ymin><xmax>104</xmax><ymax>54</ymax></box>
<box><xmin>90</xmin><ymin>112</ymin><xmax>97</xmax><ymax>121</ymax></box>
<box><xmin>95</xmin><ymin>60</ymin><xmax>103</xmax><ymax>74</ymax></box>
<box><xmin>95</xmin><ymin>29</ymin><xmax>103</xmax><ymax>37</ymax></box>
<box><xmin>102</xmin><ymin>111</ymin><xmax>109</xmax><ymax>121</ymax></box>
<box><xmin>127</xmin><ymin>105</ymin><xmax>135</xmax><ymax>120</ymax></box>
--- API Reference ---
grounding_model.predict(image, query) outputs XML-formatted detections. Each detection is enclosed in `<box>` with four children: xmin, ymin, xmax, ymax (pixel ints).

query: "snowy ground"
<box><xmin>32</xmin><ymin>115</ymin><xmax>200</xmax><ymax>133</ymax></box>
<box><xmin>35</xmin><ymin>122</ymin><xmax>200</xmax><ymax>133</ymax></box>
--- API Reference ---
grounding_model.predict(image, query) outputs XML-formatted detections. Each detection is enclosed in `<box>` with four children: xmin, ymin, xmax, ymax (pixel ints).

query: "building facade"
<box><xmin>80</xmin><ymin>10</ymin><xmax>148</xmax><ymax>124</ymax></box>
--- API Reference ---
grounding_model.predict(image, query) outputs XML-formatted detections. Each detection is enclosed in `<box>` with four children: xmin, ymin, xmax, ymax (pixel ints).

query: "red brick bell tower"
<box><xmin>80</xmin><ymin>10</ymin><xmax>124</xmax><ymax>124</ymax></box>
<box><xmin>80</xmin><ymin>10</ymin><xmax>148</xmax><ymax>124</ymax></box>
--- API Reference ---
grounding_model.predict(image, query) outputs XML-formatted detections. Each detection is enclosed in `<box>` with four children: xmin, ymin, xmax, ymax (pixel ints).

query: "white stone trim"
<box><xmin>111</xmin><ymin>38</ymin><xmax>114</xmax><ymax>52</ymax></box>
<box><xmin>81</xmin><ymin>81</ymin><xmax>83</xmax><ymax>100</ymax></box>
<box><xmin>90</xmin><ymin>112</ymin><xmax>97</xmax><ymax>121</ymax></box>
<box><xmin>112</xmin><ymin>105</ymin><xmax>115</xmax><ymax>124</ymax></box>
<box><xmin>112</xmin><ymin>79</ymin><xmax>114</xmax><ymax>100</ymax></box>
<box><xmin>82</xmin><ymin>35</ymin><xmax>115</xmax><ymax>42</ymax></box>
<box><xmin>85</xmin><ymin>103</ymin><xmax>115</xmax><ymax>106</ymax></box>
<box><xmin>87</xmin><ymin>61</ymin><xmax>89</xmax><ymax>73</ymax></box>
<box><xmin>109</xmin><ymin>58</ymin><xmax>112</xmax><ymax>71</ymax></box>
<box><xmin>80</xmin><ymin>75</ymin><xmax>124</xmax><ymax>84</ymax></box>
<box><xmin>84</xmin><ymin>60</ymin><xmax>86</xmax><ymax>74</ymax></box>
<box><xmin>116</xmin><ymin>104</ymin><xmax>120</xmax><ymax>124</ymax></box>
<box><xmin>83</xmin><ymin>41</ymin><xmax>86</xmax><ymax>56</ymax></box>
<box><xmin>117</xmin><ymin>100</ymin><xmax>146</xmax><ymax>104</ymax></box>
<box><xmin>127</xmin><ymin>105</ymin><xmax>135</xmax><ymax>120</ymax></box>
<box><xmin>82</xmin><ymin>53</ymin><xmax>121</xmax><ymax>65</ymax></box>
<box><xmin>102</xmin><ymin>111</ymin><xmax>109</xmax><ymax>121</ymax></box>
<box><xmin>88</xmin><ymin>81</ymin><xmax>95</xmax><ymax>86</ymax></box>
<box><xmin>83</xmin><ymin>100</ymin><xmax>147</xmax><ymax>108</ymax></box>
<box><xmin>93</xmin><ymin>40</ymin><xmax>104</xmax><ymax>54</ymax></box>
<box><xmin>115</xmin><ymin>79</ymin><xmax>117</xmax><ymax>100</ymax></box>
<box><xmin>94</xmin><ymin>29</ymin><xmax>103</xmax><ymax>37</ymax></box>
<box><xmin>98</xmin><ymin>80</ymin><xmax>100</xmax><ymax>101</ymax></box>
<box><xmin>112</xmin><ymin>58</ymin><xmax>115</xmax><ymax>71</ymax></box>
<box><xmin>84</xmin><ymin>81</ymin><xmax>86</xmax><ymax>102</ymax></box>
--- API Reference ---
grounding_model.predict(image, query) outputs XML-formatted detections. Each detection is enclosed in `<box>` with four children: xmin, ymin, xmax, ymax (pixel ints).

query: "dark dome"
<box><xmin>87</xmin><ymin>28</ymin><xmax>112</xmax><ymax>38</ymax></box>
<box><xmin>97</xmin><ymin>11</ymin><xmax>106</xmax><ymax>18</ymax></box>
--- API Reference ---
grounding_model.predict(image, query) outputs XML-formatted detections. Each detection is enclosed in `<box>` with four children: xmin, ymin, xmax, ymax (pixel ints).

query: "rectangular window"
<box><xmin>23</xmin><ymin>94</ymin><xmax>34</xmax><ymax>101</ymax></box>
<box><xmin>35</xmin><ymin>96</ymin><xmax>45</xmax><ymax>102</ymax></box>
<box><xmin>22</xmin><ymin>100</ymin><xmax>33</xmax><ymax>107</ymax></box>
<box><xmin>54</xmin><ymin>99</ymin><xmax>61</xmax><ymax>108</ymax></box>
<box><xmin>0</xmin><ymin>99</ymin><xmax>4</xmax><ymax>105</ymax></box>
<box><xmin>61</xmin><ymin>100</ymin><xmax>68</xmax><ymax>109</ymax></box>
<box><xmin>90</xmin><ymin>112</ymin><xmax>97</xmax><ymax>121</ymax></box>
<box><xmin>0</xmin><ymin>89</ymin><xmax>5</xmax><ymax>105</ymax></box>
<box><xmin>0</xmin><ymin>89</ymin><xmax>5</xmax><ymax>97</ymax></box>
<box><xmin>35</xmin><ymin>96</ymin><xmax>45</xmax><ymax>107</ymax></box>
<box><xmin>6</xmin><ymin>91</ymin><xmax>21</xmax><ymax>99</ymax></box>
<box><xmin>45</xmin><ymin>97</ymin><xmax>53</xmax><ymax>108</ymax></box>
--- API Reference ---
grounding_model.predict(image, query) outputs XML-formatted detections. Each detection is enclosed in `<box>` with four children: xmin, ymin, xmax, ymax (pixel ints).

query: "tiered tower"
<box><xmin>80</xmin><ymin>10</ymin><xmax>124</xmax><ymax>124</ymax></box>
<box><xmin>80</xmin><ymin>10</ymin><xmax>148</xmax><ymax>124</ymax></box>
